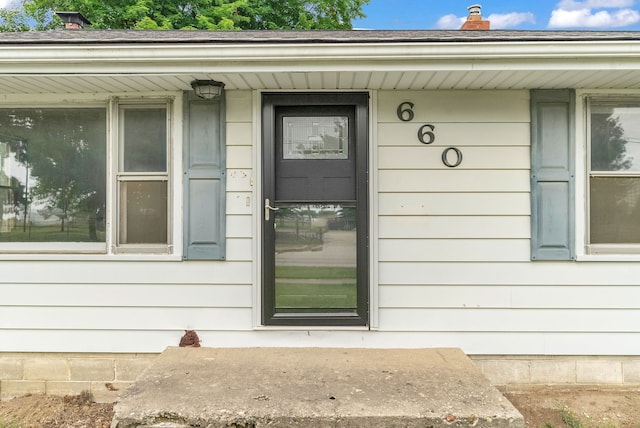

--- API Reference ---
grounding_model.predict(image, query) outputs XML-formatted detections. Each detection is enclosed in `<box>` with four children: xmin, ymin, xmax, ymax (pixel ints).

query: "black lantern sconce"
<box><xmin>191</xmin><ymin>80</ymin><xmax>225</xmax><ymax>100</ymax></box>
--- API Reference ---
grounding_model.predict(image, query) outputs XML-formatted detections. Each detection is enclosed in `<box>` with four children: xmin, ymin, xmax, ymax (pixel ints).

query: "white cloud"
<box><xmin>558</xmin><ymin>0</ymin><xmax>635</xmax><ymax>9</ymax></box>
<box><xmin>436</xmin><ymin>14</ymin><xmax>465</xmax><ymax>29</ymax></box>
<box><xmin>550</xmin><ymin>7</ymin><xmax>640</xmax><ymax>26</ymax></box>
<box><xmin>0</xmin><ymin>0</ymin><xmax>18</xmax><ymax>8</ymax></box>
<box><xmin>436</xmin><ymin>11</ymin><xmax>535</xmax><ymax>29</ymax></box>
<box><xmin>487</xmin><ymin>12</ymin><xmax>536</xmax><ymax>28</ymax></box>
<box><xmin>549</xmin><ymin>0</ymin><xmax>640</xmax><ymax>28</ymax></box>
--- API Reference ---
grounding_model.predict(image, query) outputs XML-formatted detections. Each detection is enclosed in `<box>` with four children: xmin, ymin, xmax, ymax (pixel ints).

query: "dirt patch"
<box><xmin>502</xmin><ymin>385</ymin><xmax>640</xmax><ymax>427</ymax></box>
<box><xmin>0</xmin><ymin>392</ymin><xmax>113</xmax><ymax>428</ymax></box>
<box><xmin>1</xmin><ymin>386</ymin><xmax>640</xmax><ymax>427</ymax></box>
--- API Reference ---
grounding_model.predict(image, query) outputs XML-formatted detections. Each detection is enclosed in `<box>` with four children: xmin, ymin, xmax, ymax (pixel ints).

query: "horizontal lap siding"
<box><xmin>0</xmin><ymin>91</ymin><xmax>255</xmax><ymax>353</ymax></box>
<box><xmin>2</xmin><ymin>329</ymin><xmax>639</xmax><ymax>355</ymax></box>
<box><xmin>379</xmin><ymin>193</ymin><xmax>530</xmax><ymax>215</ymax></box>
<box><xmin>379</xmin><ymin>308</ymin><xmax>640</xmax><ymax>332</ymax></box>
<box><xmin>1</xmin><ymin>261</ymin><xmax>252</xmax><ymax>284</ymax></box>
<box><xmin>378</xmin><ymin>123</ymin><xmax>530</xmax><ymax>147</ymax></box>
<box><xmin>1</xmin><ymin>307</ymin><xmax>253</xmax><ymax>330</ymax></box>
<box><xmin>379</xmin><ymin>216</ymin><xmax>530</xmax><ymax>238</ymax></box>
<box><xmin>379</xmin><ymin>170</ymin><xmax>530</xmax><ymax>192</ymax></box>
<box><xmin>6</xmin><ymin>88</ymin><xmax>640</xmax><ymax>356</ymax></box>
<box><xmin>377</xmin><ymin>90</ymin><xmax>531</xmax><ymax>266</ymax></box>
<box><xmin>375</xmin><ymin>90</ymin><xmax>640</xmax><ymax>354</ymax></box>
<box><xmin>1</xmin><ymin>284</ymin><xmax>252</xmax><ymax>307</ymax></box>
<box><xmin>380</xmin><ymin>261</ymin><xmax>640</xmax><ymax>286</ymax></box>
<box><xmin>379</xmin><ymin>239</ymin><xmax>530</xmax><ymax>261</ymax></box>
<box><xmin>379</xmin><ymin>146</ymin><xmax>529</xmax><ymax>169</ymax></box>
<box><xmin>2</xmin><ymin>330</ymin><xmax>638</xmax><ymax>355</ymax></box>
<box><xmin>380</xmin><ymin>283</ymin><xmax>640</xmax><ymax>309</ymax></box>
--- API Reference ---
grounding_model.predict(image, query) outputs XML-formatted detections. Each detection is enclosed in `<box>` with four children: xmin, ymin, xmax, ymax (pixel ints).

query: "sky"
<box><xmin>0</xmin><ymin>0</ymin><xmax>637</xmax><ymax>30</ymax></box>
<box><xmin>353</xmin><ymin>0</ymin><xmax>640</xmax><ymax>30</ymax></box>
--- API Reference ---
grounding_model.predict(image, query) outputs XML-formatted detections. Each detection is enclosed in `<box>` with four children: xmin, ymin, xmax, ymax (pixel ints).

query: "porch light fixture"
<box><xmin>191</xmin><ymin>80</ymin><xmax>225</xmax><ymax>100</ymax></box>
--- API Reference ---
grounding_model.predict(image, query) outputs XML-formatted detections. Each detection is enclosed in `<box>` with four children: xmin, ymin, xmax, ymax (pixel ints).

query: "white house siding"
<box><xmin>377</xmin><ymin>89</ymin><xmax>640</xmax><ymax>357</ymax></box>
<box><xmin>0</xmin><ymin>90</ymin><xmax>255</xmax><ymax>354</ymax></box>
<box><xmin>3</xmin><ymin>88</ymin><xmax>640</xmax><ymax>362</ymax></box>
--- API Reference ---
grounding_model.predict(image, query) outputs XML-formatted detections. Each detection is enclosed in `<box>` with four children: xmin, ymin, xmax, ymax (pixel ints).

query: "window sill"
<box><xmin>254</xmin><ymin>325</ymin><xmax>371</xmax><ymax>332</ymax></box>
<box><xmin>579</xmin><ymin>245</ymin><xmax>640</xmax><ymax>261</ymax></box>
<box><xmin>0</xmin><ymin>253</ymin><xmax>183</xmax><ymax>261</ymax></box>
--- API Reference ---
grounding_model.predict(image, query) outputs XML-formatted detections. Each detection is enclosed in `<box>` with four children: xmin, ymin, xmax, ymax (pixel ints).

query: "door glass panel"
<box><xmin>274</xmin><ymin>203</ymin><xmax>357</xmax><ymax>314</ymax></box>
<box><xmin>282</xmin><ymin>116</ymin><xmax>348</xmax><ymax>160</ymax></box>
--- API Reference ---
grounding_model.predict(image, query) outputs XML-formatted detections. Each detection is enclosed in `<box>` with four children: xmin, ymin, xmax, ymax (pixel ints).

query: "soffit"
<box><xmin>0</xmin><ymin>31</ymin><xmax>639</xmax><ymax>93</ymax></box>
<box><xmin>2</xmin><ymin>68</ymin><xmax>640</xmax><ymax>94</ymax></box>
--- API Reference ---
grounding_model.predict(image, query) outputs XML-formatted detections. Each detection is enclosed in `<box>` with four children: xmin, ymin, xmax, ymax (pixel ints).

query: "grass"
<box><xmin>561</xmin><ymin>406</ymin><xmax>587</xmax><ymax>428</ymax></box>
<box><xmin>0</xmin><ymin>419</ymin><xmax>20</xmax><ymax>428</ymax></box>
<box><xmin>276</xmin><ymin>281</ymin><xmax>357</xmax><ymax>308</ymax></box>
<box><xmin>544</xmin><ymin>406</ymin><xmax>616</xmax><ymax>428</ymax></box>
<box><xmin>0</xmin><ymin>224</ymin><xmax>104</xmax><ymax>242</ymax></box>
<box><xmin>276</xmin><ymin>265</ymin><xmax>356</xmax><ymax>280</ymax></box>
<box><xmin>275</xmin><ymin>266</ymin><xmax>358</xmax><ymax>309</ymax></box>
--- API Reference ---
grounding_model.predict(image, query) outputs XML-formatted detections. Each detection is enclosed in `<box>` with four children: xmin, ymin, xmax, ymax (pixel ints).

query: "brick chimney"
<box><xmin>460</xmin><ymin>4</ymin><xmax>490</xmax><ymax>30</ymax></box>
<box><xmin>55</xmin><ymin>11</ymin><xmax>91</xmax><ymax>29</ymax></box>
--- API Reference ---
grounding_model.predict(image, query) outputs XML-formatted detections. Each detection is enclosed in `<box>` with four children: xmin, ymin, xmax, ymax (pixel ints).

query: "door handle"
<box><xmin>265</xmin><ymin>198</ymin><xmax>279</xmax><ymax>221</ymax></box>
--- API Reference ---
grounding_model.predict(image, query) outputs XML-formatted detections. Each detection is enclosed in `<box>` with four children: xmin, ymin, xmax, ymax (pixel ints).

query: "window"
<box><xmin>0</xmin><ymin>108</ymin><xmax>107</xmax><ymax>250</ymax></box>
<box><xmin>116</xmin><ymin>104</ymin><xmax>170</xmax><ymax>252</ymax></box>
<box><xmin>589</xmin><ymin>100</ymin><xmax>640</xmax><ymax>252</ymax></box>
<box><xmin>0</xmin><ymin>99</ymin><xmax>173</xmax><ymax>255</ymax></box>
<box><xmin>282</xmin><ymin>116</ymin><xmax>348</xmax><ymax>160</ymax></box>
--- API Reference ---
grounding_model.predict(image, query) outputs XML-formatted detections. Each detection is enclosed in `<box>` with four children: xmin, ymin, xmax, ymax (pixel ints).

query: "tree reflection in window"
<box><xmin>590</xmin><ymin>105</ymin><xmax>640</xmax><ymax>244</ymax></box>
<box><xmin>0</xmin><ymin>108</ymin><xmax>106</xmax><ymax>242</ymax></box>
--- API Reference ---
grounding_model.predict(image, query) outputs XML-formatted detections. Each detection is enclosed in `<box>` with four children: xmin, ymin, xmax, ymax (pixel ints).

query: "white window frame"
<box><xmin>581</xmin><ymin>92</ymin><xmax>640</xmax><ymax>259</ymax></box>
<box><xmin>0</xmin><ymin>93</ymin><xmax>182</xmax><ymax>259</ymax></box>
<box><xmin>112</xmin><ymin>99</ymin><xmax>173</xmax><ymax>255</ymax></box>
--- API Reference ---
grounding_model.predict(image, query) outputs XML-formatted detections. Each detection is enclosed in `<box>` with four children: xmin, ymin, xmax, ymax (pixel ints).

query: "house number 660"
<box><xmin>396</xmin><ymin>102</ymin><xmax>463</xmax><ymax>167</ymax></box>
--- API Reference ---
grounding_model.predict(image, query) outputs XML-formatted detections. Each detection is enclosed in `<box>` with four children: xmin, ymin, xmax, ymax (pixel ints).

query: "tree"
<box><xmin>242</xmin><ymin>0</ymin><xmax>369</xmax><ymax>30</ymax></box>
<box><xmin>590</xmin><ymin>113</ymin><xmax>633</xmax><ymax>171</ymax></box>
<box><xmin>0</xmin><ymin>108</ymin><xmax>106</xmax><ymax>241</ymax></box>
<box><xmin>4</xmin><ymin>0</ymin><xmax>369</xmax><ymax>31</ymax></box>
<box><xmin>0</xmin><ymin>9</ymin><xmax>32</xmax><ymax>31</ymax></box>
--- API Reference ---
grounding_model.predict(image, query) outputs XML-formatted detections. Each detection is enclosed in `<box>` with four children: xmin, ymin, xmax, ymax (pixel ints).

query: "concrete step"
<box><xmin>112</xmin><ymin>347</ymin><xmax>523</xmax><ymax>428</ymax></box>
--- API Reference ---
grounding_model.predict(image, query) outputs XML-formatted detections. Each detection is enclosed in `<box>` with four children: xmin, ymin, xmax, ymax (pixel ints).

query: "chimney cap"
<box><xmin>468</xmin><ymin>4</ymin><xmax>482</xmax><ymax>16</ymax></box>
<box><xmin>55</xmin><ymin>11</ymin><xmax>91</xmax><ymax>29</ymax></box>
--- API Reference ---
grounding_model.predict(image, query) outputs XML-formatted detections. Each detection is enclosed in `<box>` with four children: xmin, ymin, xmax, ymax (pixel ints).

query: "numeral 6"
<box><xmin>396</xmin><ymin>102</ymin><xmax>415</xmax><ymax>122</ymax></box>
<box><xmin>418</xmin><ymin>124</ymin><xmax>435</xmax><ymax>145</ymax></box>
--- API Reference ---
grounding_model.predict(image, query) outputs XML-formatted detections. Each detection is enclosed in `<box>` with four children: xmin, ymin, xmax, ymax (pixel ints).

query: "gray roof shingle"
<box><xmin>2</xmin><ymin>29</ymin><xmax>640</xmax><ymax>44</ymax></box>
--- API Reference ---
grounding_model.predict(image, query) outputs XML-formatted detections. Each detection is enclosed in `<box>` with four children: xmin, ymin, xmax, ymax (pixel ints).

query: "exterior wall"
<box><xmin>3</xmin><ymin>88</ymin><xmax>640</xmax><ymax>397</ymax></box>
<box><xmin>473</xmin><ymin>356</ymin><xmax>640</xmax><ymax>386</ymax></box>
<box><xmin>377</xmin><ymin>89</ymin><xmax>531</xmax><ymax>345</ymax></box>
<box><xmin>0</xmin><ymin>90</ymin><xmax>255</xmax><ymax>354</ymax></box>
<box><xmin>2</xmin><ymin>353</ymin><xmax>640</xmax><ymax>403</ymax></box>
<box><xmin>0</xmin><ymin>353</ymin><xmax>156</xmax><ymax>402</ymax></box>
<box><xmin>375</xmin><ymin>89</ymin><xmax>640</xmax><ymax>356</ymax></box>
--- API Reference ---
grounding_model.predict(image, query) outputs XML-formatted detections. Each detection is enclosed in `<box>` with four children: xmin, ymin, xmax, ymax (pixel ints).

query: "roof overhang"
<box><xmin>1</xmin><ymin>31</ymin><xmax>640</xmax><ymax>93</ymax></box>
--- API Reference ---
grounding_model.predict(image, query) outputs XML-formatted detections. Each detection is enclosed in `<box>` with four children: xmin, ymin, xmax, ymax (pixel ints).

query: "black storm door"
<box><xmin>262</xmin><ymin>93</ymin><xmax>369</xmax><ymax>326</ymax></box>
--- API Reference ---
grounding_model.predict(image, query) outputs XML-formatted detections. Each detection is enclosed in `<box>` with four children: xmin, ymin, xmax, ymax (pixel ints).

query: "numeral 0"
<box><xmin>442</xmin><ymin>147</ymin><xmax>463</xmax><ymax>168</ymax></box>
<box><xmin>396</xmin><ymin>102</ymin><xmax>415</xmax><ymax>122</ymax></box>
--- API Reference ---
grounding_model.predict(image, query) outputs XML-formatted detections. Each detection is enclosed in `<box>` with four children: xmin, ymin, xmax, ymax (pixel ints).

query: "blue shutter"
<box><xmin>183</xmin><ymin>92</ymin><xmax>226</xmax><ymax>260</ymax></box>
<box><xmin>530</xmin><ymin>89</ymin><xmax>575</xmax><ymax>260</ymax></box>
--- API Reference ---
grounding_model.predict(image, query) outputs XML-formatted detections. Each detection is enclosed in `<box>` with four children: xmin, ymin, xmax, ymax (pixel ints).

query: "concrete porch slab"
<box><xmin>112</xmin><ymin>347</ymin><xmax>523</xmax><ymax>427</ymax></box>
